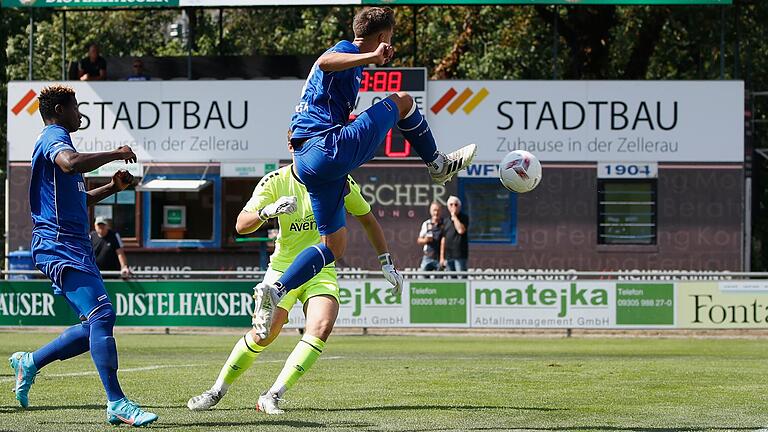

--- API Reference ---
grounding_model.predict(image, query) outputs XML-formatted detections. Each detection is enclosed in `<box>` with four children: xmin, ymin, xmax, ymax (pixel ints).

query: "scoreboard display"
<box><xmin>352</xmin><ymin>67</ymin><xmax>427</xmax><ymax>160</ymax></box>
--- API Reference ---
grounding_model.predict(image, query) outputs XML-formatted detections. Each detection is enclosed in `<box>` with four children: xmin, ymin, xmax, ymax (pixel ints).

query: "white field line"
<box><xmin>2</xmin><ymin>356</ymin><xmax>344</xmax><ymax>383</ymax></box>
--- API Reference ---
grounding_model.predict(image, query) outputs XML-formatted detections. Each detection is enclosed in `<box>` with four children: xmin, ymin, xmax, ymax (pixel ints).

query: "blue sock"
<box><xmin>88</xmin><ymin>306</ymin><xmax>125</xmax><ymax>402</ymax></box>
<box><xmin>276</xmin><ymin>244</ymin><xmax>335</xmax><ymax>295</ymax></box>
<box><xmin>398</xmin><ymin>105</ymin><xmax>438</xmax><ymax>164</ymax></box>
<box><xmin>32</xmin><ymin>322</ymin><xmax>90</xmax><ymax>369</ymax></box>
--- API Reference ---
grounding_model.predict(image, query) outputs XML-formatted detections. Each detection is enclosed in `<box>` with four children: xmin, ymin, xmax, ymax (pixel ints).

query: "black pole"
<box><xmin>412</xmin><ymin>6</ymin><xmax>417</xmax><ymax>67</ymax></box>
<box><xmin>733</xmin><ymin>1</ymin><xmax>740</xmax><ymax>79</ymax></box>
<box><xmin>28</xmin><ymin>10</ymin><xmax>34</xmax><ymax>81</ymax></box>
<box><xmin>185</xmin><ymin>10</ymin><xmax>192</xmax><ymax>80</ymax></box>
<box><xmin>552</xmin><ymin>6</ymin><xmax>558</xmax><ymax>80</ymax></box>
<box><xmin>218</xmin><ymin>8</ymin><xmax>223</xmax><ymax>56</ymax></box>
<box><xmin>62</xmin><ymin>11</ymin><xmax>67</xmax><ymax>81</ymax></box>
<box><xmin>719</xmin><ymin>6</ymin><xmax>725</xmax><ymax>79</ymax></box>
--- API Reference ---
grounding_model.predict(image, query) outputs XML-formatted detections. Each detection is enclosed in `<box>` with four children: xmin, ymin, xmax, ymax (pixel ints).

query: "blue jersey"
<box><xmin>30</xmin><ymin>124</ymin><xmax>89</xmax><ymax>244</ymax></box>
<box><xmin>291</xmin><ymin>40</ymin><xmax>364</xmax><ymax>139</ymax></box>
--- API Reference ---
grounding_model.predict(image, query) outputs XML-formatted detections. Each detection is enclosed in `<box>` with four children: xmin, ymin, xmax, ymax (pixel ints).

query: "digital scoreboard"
<box><xmin>352</xmin><ymin>67</ymin><xmax>427</xmax><ymax>160</ymax></box>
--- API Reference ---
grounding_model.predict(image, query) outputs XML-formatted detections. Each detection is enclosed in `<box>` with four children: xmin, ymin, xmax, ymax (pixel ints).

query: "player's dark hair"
<box><xmin>353</xmin><ymin>7</ymin><xmax>395</xmax><ymax>38</ymax></box>
<box><xmin>38</xmin><ymin>85</ymin><xmax>76</xmax><ymax>121</ymax></box>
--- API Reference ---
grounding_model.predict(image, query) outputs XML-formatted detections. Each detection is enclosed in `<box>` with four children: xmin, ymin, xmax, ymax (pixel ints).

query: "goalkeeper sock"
<box><xmin>268</xmin><ymin>334</ymin><xmax>325</xmax><ymax>398</ymax></box>
<box><xmin>212</xmin><ymin>333</ymin><xmax>264</xmax><ymax>395</ymax></box>
<box><xmin>397</xmin><ymin>104</ymin><xmax>440</xmax><ymax>168</ymax></box>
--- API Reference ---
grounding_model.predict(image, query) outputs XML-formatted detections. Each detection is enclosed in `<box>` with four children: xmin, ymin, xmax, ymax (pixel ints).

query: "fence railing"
<box><xmin>2</xmin><ymin>269</ymin><xmax>765</xmax><ymax>280</ymax></box>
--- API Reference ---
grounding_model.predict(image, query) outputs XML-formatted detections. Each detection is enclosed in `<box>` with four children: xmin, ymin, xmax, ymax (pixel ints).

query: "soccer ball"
<box><xmin>499</xmin><ymin>150</ymin><xmax>542</xmax><ymax>193</ymax></box>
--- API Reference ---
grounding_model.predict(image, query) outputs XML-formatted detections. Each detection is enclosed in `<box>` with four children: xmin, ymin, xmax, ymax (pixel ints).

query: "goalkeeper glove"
<box><xmin>259</xmin><ymin>196</ymin><xmax>298</xmax><ymax>220</ymax></box>
<box><xmin>379</xmin><ymin>253</ymin><xmax>403</xmax><ymax>295</ymax></box>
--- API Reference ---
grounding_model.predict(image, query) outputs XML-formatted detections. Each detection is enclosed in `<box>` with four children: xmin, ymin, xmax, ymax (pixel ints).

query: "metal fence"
<box><xmin>2</xmin><ymin>269</ymin><xmax>765</xmax><ymax>280</ymax></box>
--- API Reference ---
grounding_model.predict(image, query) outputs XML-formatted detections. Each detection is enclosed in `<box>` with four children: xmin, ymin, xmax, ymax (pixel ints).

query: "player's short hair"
<box><xmin>38</xmin><ymin>84</ymin><xmax>76</xmax><ymax>120</ymax></box>
<box><xmin>353</xmin><ymin>7</ymin><xmax>395</xmax><ymax>38</ymax></box>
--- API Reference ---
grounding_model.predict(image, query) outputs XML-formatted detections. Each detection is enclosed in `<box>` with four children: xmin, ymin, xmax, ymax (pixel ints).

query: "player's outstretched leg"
<box><xmin>188</xmin><ymin>333</ymin><xmax>264</xmax><ymax>410</ymax></box>
<box><xmin>254</xmin><ymin>240</ymin><xmax>337</xmax><ymax>338</ymax></box>
<box><xmin>390</xmin><ymin>92</ymin><xmax>477</xmax><ymax>185</ymax></box>
<box><xmin>87</xmin><ymin>305</ymin><xmax>157</xmax><ymax>426</ymax></box>
<box><xmin>188</xmin><ymin>306</ymin><xmax>287</xmax><ymax>411</ymax></box>
<box><xmin>58</xmin><ymin>269</ymin><xmax>156</xmax><ymax>426</ymax></box>
<box><xmin>257</xmin><ymin>334</ymin><xmax>326</xmax><ymax>415</ymax></box>
<box><xmin>9</xmin><ymin>321</ymin><xmax>90</xmax><ymax>407</ymax></box>
<box><xmin>258</xmin><ymin>295</ymin><xmax>336</xmax><ymax>415</ymax></box>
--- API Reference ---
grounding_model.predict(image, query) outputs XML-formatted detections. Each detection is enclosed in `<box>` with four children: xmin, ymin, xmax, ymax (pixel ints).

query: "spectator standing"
<box><xmin>441</xmin><ymin>196</ymin><xmax>469</xmax><ymax>272</ymax></box>
<box><xmin>417</xmin><ymin>201</ymin><xmax>445</xmax><ymax>271</ymax></box>
<box><xmin>90</xmin><ymin>217</ymin><xmax>131</xmax><ymax>279</ymax></box>
<box><xmin>78</xmin><ymin>43</ymin><xmax>107</xmax><ymax>81</ymax></box>
<box><xmin>126</xmin><ymin>58</ymin><xmax>151</xmax><ymax>81</ymax></box>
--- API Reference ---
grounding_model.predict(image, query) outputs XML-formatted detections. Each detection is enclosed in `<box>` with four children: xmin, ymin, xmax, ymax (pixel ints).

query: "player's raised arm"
<box><xmin>237</xmin><ymin>196</ymin><xmax>297</xmax><ymax>235</ymax></box>
<box><xmin>237</xmin><ymin>171</ymin><xmax>297</xmax><ymax>235</ymax></box>
<box><xmin>85</xmin><ymin>169</ymin><xmax>133</xmax><ymax>207</ymax></box>
<box><xmin>345</xmin><ymin>176</ymin><xmax>403</xmax><ymax>294</ymax></box>
<box><xmin>55</xmin><ymin>145</ymin><xmax>136</xmax><ymax>174</ymax></box>
<box><xmin>317</xmin><ymin>43</ymin><xmax>393</xmax><ymax>72</ymax></box>
<box><xmin>354</xmin><ymin>211</ymin><xmax>403</xmax><ymax>295</ymax></box>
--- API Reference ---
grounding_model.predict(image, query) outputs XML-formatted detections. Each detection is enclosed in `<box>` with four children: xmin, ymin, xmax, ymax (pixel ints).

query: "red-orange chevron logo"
<box><xmin>430</xmin><ymin>87</ymin><xmax>489</xmax><ymax>115</ymax></box>
<box><xmin>11</xmin><ymin>89</ymin><xmax>39</xmax><ymax>116</ymax></box>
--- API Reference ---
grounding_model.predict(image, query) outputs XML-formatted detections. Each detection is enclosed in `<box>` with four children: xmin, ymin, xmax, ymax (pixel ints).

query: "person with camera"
<box><xmin>417</xmin><ymin>201</ymin><xmax>445</xmax><ymax>271</ymax></box>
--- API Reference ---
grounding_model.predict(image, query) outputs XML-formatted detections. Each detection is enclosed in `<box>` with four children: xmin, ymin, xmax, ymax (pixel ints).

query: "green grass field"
<box><xmin>0</xmin><ymin>331</ymin><xmax>766</xmax><ymax>432</ymax></box>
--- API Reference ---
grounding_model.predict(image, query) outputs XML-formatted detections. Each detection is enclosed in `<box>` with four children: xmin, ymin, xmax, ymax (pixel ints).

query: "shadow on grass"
<box><xmin>0</xmin><ymin>404</ymin><xmax>104</xmax><ymax>413</ymax></box>
<box><xmin>298</xmin><ymin>404</ymin><xmax>563</xmax><ymax>413</ymax></box>
<box><xmin>39</xmin><ymin>420</ymin><xmax>374</xmax><ymax>429</ymax></box>
<box><xmin>402</xmin><ymin>427</ymin><xmax>762</xmax><ymax>432</ymax></box>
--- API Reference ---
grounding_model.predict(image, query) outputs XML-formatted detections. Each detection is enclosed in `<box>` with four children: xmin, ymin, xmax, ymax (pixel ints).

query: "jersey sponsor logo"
<box><xmin>77</xmin><ymin>182</ymin><xmax>87</xmax><ymax>193</ymax></box>
<box><xmin>289</xmin><ymin>216</ymin><xmax>317</xmax><ymax>233</ymax></box>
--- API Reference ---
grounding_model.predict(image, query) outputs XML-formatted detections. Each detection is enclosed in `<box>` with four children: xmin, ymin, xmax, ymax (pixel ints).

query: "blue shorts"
<box><xmin>32</xmin><ymin>234</ymin><xmax>110</xmax><ymax>319</ymax></box>
<box><xmin>294</xmin><ymin>99</ymin><xmax>400</xmax><ymax>235</ymax></box>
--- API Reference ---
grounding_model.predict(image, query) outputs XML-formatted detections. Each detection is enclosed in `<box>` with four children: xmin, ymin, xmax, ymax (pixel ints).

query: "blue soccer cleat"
<box><xmin>107</xmin><ymin>398</ymin><xmax>158</xmax><ymax>427</ymax></box>
<box><xmin>9</xmin><ymin>351</ymin><xmax>37</xmax><ymax>408</ymax></box>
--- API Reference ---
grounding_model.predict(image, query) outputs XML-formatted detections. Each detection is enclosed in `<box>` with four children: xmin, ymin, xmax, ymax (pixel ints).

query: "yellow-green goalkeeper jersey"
<box><xmin>242</xmin><ymin>165</ymin><xmax>371</xmax><ymax>272</ymax></box>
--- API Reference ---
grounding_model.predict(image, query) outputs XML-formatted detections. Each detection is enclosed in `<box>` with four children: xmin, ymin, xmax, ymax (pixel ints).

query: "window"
<box><xmin>222</xmin><ymin>178</ymin><xmax>274</xmax><ymax>247</ymax></box>
<box><xmin>459</xmin><ymin>178</ymin><xmax>517</xmax><ymax>243</ymax></box>
<box><xmin>598</xmin><ymin>180</ymin><xmax>657</xmax><ymax>245</ymax></box>
<box><xmin>87</xmin><ymin>179</ymin><xmax>138</xmax><ymax>240</ymax></box>
<box><xmin>142</xmin><ymin>174</ymin><xmax>221</xmax><ymax>248</ymax></box>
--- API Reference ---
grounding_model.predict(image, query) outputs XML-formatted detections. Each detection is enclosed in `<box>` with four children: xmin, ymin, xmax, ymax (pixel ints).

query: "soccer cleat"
<box><xmin>251</xmin><ymin>282</ymin><xmax>280</xmax><ymax>340</ymax></box>
<box><xmin>106</xmin><ymin>397</ymin><xmax>158</xmax><ymax>427</ymax></box>
<box><xmin>430</xmin><ymin>143</ymin><xmax>478</xmax><ymax>185</ymax></box>
<box><xmin>187</xmin><ymin>389</ymin><xmax>223</xmax><ymax>411</ymax></box>
<box><xmin>256</xmin><ymin>391</ymin><xmax>284</xmax><ymax>415</ymax></box>
<box><xmin>9</xmin><ymin>351</ymin><xmax>37</xmax><ymax>408</ymax></box>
